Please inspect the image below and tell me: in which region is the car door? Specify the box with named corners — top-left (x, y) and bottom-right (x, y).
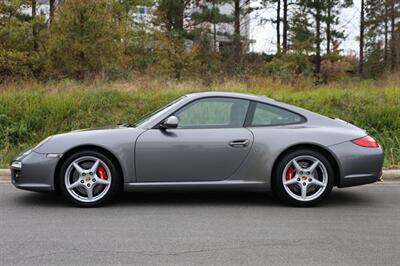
top-left (135, 97), bottom-right (254, 182)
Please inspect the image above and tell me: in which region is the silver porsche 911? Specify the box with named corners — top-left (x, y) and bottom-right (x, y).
top-left (10, 92), bottom-right (384, 207)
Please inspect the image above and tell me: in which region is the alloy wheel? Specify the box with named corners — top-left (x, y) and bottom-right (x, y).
top-left (64, 156), bottom-right (112, 203)
top-left (281, 155), bottom-right (328, 202)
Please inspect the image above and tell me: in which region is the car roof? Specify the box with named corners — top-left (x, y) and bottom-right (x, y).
top-left (186, 91), bottom-right (276, 103)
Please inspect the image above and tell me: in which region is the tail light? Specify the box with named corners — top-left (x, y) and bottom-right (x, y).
top-left (352, 135), bottom-right (380, 148)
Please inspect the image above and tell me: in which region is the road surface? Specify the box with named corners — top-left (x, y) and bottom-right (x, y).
top-left (1, 183), bottom-right (399, 265)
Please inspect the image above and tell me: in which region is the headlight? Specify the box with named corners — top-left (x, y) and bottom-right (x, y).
top-left (11, 161), bottom-right (22, 169)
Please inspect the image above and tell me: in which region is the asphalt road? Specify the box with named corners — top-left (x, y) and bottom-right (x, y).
top-left (1, 184), bottom-right (399, 265)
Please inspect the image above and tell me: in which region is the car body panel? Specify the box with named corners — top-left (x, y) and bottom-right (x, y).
top-left (135, 128), bottom-right (254, 182)
top-left (11, 152), bottom-right (57, 191)
top-left (34, 126), bottom-right (144, 184)
top-left (329, 141), bottom-right (384, 187)
top-left (10, 91), bottom-right (384, 193)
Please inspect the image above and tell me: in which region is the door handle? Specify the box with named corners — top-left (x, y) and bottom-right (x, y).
top-left (229, 139), bottom-right (250, 148)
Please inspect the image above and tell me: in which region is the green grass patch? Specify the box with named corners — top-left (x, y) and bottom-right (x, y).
top-left (0, 79), bottom-right (399, 168)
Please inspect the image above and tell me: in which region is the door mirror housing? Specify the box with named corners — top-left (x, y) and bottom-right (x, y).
top-left (161, 116), bottom-right (179, 129)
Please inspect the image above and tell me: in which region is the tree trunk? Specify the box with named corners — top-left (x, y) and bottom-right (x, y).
top-left (277, 0), bottom-right (281, 54)
top-left (282, 0), bottom-right (288, 53)
top-left (79, 10), bottom-right (85, 80)
top-left (213, 1), bottom-right (217, 52)
top-left (390, 0), bottom-right (397, 70)
top-left (315, 0), bottom-right (321, 74)
top-left (32, 0), bottom-right (38, 51)
top-left (234, 0), bottom-right (241, 57)
top-left (359, 0), bottom-right (365, 75)
top-left (384, 0), bottom-right (389, 66)
top-left (49, 0), bottom-right (56, 24)
top-left (326, 1), bottom-right (332, 55)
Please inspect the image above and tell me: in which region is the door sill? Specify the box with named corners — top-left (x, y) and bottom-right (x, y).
top-left (124, 180), bottom-right (267, 192)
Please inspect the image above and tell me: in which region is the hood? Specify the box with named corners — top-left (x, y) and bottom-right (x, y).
top-left (70, 123), bottom-right (135, 133)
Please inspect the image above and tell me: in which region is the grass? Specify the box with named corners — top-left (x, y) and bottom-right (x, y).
top-left (0, 77), bottom-right (399, 168)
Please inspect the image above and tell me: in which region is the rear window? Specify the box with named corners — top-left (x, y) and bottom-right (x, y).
top-left (251, 103), bottom-right (305, 126)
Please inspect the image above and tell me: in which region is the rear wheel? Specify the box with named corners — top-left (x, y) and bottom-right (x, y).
top-left (272, 149), bottom-right (334, 207)
top-left (59, 150), bottom-right (121, 207)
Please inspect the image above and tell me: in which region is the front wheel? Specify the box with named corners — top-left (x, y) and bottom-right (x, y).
top-left (272, 149), bottom-right (334, 207)
top-left (58, 150), bottom-right (121, 207)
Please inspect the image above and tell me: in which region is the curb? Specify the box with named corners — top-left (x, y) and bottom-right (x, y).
top-left (0, 169), bottom-right (11, 184)
top-left (0, 169), bottom-right (400, 183)
top-left (380, 169), bottom-right (400, 181)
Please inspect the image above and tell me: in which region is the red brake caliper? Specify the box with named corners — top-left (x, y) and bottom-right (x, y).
top-left (286, 167), bottom-right (295, 190)
top-left (97, 165), bottom-right (108, 188)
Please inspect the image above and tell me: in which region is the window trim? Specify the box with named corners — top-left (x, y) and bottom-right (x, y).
top-left (244, 100), bottom-right (307, 128)
top-left (153, 96), bottom-right (251, 129)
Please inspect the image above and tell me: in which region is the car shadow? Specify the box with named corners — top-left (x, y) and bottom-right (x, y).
top-left (11, 187), bottom-right (374, 208)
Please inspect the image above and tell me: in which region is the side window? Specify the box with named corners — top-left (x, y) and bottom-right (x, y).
top-left (251, 103), bottom-right (305, 126)
top-left (175, 98), bottom-right (249, 129)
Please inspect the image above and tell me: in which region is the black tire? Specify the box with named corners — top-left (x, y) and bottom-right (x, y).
top-left (58, 150), bottom-right (121, 207)
top-left (272, 149), bottom-right (334, 207)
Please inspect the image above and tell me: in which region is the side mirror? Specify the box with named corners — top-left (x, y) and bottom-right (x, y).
top-left (161, 116), bottom-right (179, 129)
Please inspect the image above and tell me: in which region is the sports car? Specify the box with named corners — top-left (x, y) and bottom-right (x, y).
top-left (10, 92), bottom-right (384, 207)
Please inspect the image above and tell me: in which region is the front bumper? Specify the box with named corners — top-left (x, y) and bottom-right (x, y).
top-left (10, 151), bottom-right (61, 192)
top-left (329, 141), bottom-right (384, 188)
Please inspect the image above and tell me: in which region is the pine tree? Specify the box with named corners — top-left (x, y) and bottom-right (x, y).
top-left (191, 0), bottom-right (233, 51)
top-left (324, 0), bottom-right (353, 55)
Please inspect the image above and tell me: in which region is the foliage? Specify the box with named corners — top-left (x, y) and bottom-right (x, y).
top-left (260, 53), bottom-right (313, 82)
top-left (1, 78), bottom-right (399, 168)
top-left (0, 0), bottom-right (44, 81)
top-left (45, 0), bottom-right (125, 79)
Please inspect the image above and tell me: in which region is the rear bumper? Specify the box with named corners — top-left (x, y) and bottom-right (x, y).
top-left (329, 141), bottom-right (384, 188)
top-left (10, 152), bottom-right (60, 192)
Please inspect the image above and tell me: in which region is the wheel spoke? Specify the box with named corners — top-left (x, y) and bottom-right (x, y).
top-left (90, 159), bottom-right (100, 173)
top-left (311, 179), bottom-right (325, 187)
top-left (301, 184), bottom-right (308, 199)
top-left (291, 159), bottom-right (303, 172)
top-left (96, 178), bottom-right (110, 186)
top-left (284, 175), bottom-right (299, 185)
top-left (67, 180), bottom-right (82, 190)
top-left (72, 162), bottom-right (84, 174)
top-left (307, 160), bottom-right (319, 173)
top-left (86, 186), bottom-right (93, 200)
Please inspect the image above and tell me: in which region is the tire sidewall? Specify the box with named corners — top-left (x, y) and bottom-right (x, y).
top-left (272, 149), bottom-right (334, 207)
top-left (58, 150), bottom-right (121, 207)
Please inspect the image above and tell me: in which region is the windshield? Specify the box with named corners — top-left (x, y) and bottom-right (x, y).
top-left (134, 96), bottom-right (187, 126)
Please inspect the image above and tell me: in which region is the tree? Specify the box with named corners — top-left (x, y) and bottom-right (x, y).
top-left (261, 0), bottom-right (282, 54)
top-left (389, 0), bottom-right (399, 70)
top-left (359, 0), bottom-right (365, 75)
top-left (384, 0), bottom-right (389, 65)
top-left (191, 0), bottom-right (233, 52)
top-left (229, 0), bottom-right (256, 58)
top-left (49, 0), bottom-right (56, 24)
top-left (47, 0), bottom-right (125, 79)
top-left (153, 0), bottom-right (193, 79)
top-left (300, 0), bottom-right (323, 73)
top-left (324, 0), bottom-right (353, 54)
top-left (361, 0), bottom-right (399, 76)
top-left (0, 0), bottom-right (43, 80)
top-left (282, 0), bottom-right (289, 53)
top-left (31, 0), bottom-right (38, 51)
top-left (289, 4), bottom-right (314, 54)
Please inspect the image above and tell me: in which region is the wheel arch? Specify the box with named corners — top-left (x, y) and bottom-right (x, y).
top-left (54, 145), bottom-right (124, 192)
top-left (271, 143), bottom-right (341, 186)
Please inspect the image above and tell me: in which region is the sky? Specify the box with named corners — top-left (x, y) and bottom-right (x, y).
top-left (249, 0), bottom-right (361, 54)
